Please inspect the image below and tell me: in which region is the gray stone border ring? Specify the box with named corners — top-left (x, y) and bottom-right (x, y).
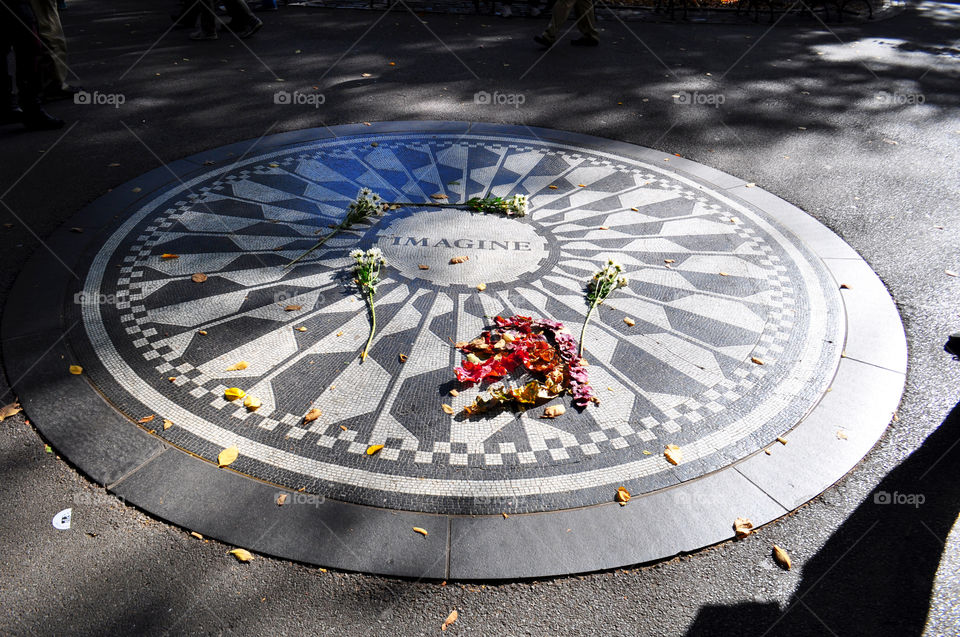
top-left (2, 121), bottom-right (906, 579)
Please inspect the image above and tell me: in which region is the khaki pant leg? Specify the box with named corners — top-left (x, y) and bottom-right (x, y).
top-left (542, 0), bottom-right (579, 41)
top-left (573, 0), bottom-right (598, 39)
top-left (29, 0), bottom-right (69, 90)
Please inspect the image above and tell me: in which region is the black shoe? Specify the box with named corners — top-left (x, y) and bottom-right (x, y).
top-left (237, 18), bottom-right (263, 39)
top-left (21, 108), bottom-right (65, 131)
top-left (1, 106), bottom-right (23, 125)
top-left (533, 35), bottom-right (554, 48)
top-left (571, 36), bottom-right (600, 46)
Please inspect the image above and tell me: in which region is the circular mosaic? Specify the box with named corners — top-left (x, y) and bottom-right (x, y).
top-left (70, 130), bottom-right (844, 515)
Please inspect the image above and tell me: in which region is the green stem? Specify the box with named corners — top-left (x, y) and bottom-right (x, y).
top-left (283, 220), bottom-right (348, 269)
top-left (579, 296), bottom-right (601, 358)
top-left (360, 290), bottom-right (376, 362)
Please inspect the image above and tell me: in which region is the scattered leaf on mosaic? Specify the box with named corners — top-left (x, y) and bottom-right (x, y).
top-left (664, 444), bottom-right (682, 465)
top-left (449, 389), bottom-right (459, 397)
top-left (243, 395), bottom-right (261, 411)
top-left (0, 402), bottom-right (22, 421)
top-left (450, 256), bottom-right (469, 264)
top-left (773, 545), bottom-right (792, 570)
top-left (418, 264), bottom-right (430, 270)
top-left (226, 361), bottom-right (249, 371)
top-left (836, 430), bottom-right (848, 440)
top-left (138, 414), bottom-right (155, 424)
top-left (542, 404), bottom-right (566, 419)
top-left (304, 408), bottom-right (322, 422)
top-left (168, 376), bottom-right (177, 382)
top-left (751, 357), bottom-right (764, 365)
top-left (733, 517), bottom-right (754, 538)
top-left (218, 446), bottom-right (239, 467)
top-left (398, 353), bottom-right (408, 363)
top-left (45, 444), bottom-right (52, 454)
top-left (441, 610), bottom-right (458, 631)
top-left (477, 283), bottom-right (487, 291)
top-left (69, 365), bottom-right (83, 375)
top-left (441, 404), bottom-right (455, 415)
top-left (161, 253), bottom-right (179, 259)
top-left (229, 548), bottom-right (253, 562)
top-left (163, 419), bottom-right (173, 430)
top-left (746, 182), bottom-right (756, 188)
top-left (548, 185), bottom-right (558, 189)
top-left (616, 486), bottom-right (631, 506)
top-left (197, 330), bottom-right (208, 336)
top-left (839, 283), bottom-right (851, 289)
top-left (191, 273), bottom-right (207, 283)
top-left (599, 226), bottom-right (609, 230)
top-left (190, 531), bottom-right (203, 540)
top-left (719, 271), bottom-right (730, 276)
top-left (502, 512), bottom-right (509, 519)
top-left (623, 317), bottom-right (636, 327)
top-left (664, 259), bottom-right (675, 264)
top-left (224, 387), bottom-right (245, 401)
top-left (366, 444), bottom-right (384, 455)
top-left (430, 193), bottom-right (449, 200)
top-left (946, 270), bottom-right (958, 277)
top-left (777, 436), bottom-right (788, 445)
top-left (285, 304), bottom-right (303, 311)
top-left (340, 425), bottom-right (348, 431)
top-left (413, 527), bottom-right (429, 536)
top-left (296, 326), bottom-right (308, 332)
top-left (276, 494), bottom-right (288, 506)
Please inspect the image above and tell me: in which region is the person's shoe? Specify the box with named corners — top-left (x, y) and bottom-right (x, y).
top-left (21, 108), bottom-right (65, 131)
top-left (0, 106), bottom-right (23, 125)
top-left (237, 18), bottom-right (263, 38)
top-left (529, 6), bottom-right (541, 15)
top-left (571, 36), bottom-right (600, 46)
top-left (533, 35), bottom-right (554, 48)
top-left (189, 29), bottom-right (219, 40)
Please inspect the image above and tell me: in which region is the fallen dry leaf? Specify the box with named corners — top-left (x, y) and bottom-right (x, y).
top-left (733, 517), bottom-right (754, 538)
top-left (340, 425), bottom-right (348, 431)
top-left (413, 527), bottom-right (429, 536)
top-left (224, 387), bottom-right (245, 401)
top-left (441, 404), bottom-right (455, 415)
top-left (745, 182), bottom-right (756, 188)
top-left (191, 273), bottom-right (208, 283)
top-left (190, 531), bottom-right (203, 540)
top-left (578, 184), bottom-right (587, 187)
top-left (218, 446), bottom-right (239, 467)
top-left (631, 207), bottom-right (639, 211)
top-left (616, 486), bottom-right (631, 506)
top-left (476, 283), bottom-right (487, 291)
top-left (623, 317), bottom-right (636, 327)
top-left (502, 512), bottom-right (509, 519)
top-left (284, 304), bottom-right (303, 311)
top-left (430, 193), bottom-right (449, 200)
top-left (542, 404), bottom-right (566, 419)
top-left (548, 185), bottom-right (558, 189)
top-left (361, 72), bottom-right (372, 77)
top-left (69, 365), bottom-right (83, 375)
top-left (295, 326), bottom-right (308, 332)
top-left (449, 389), bottom-right (459, 397)
top-left (0, 402), bottom-right (22, 421)
top-left (664, 444), bottom-right (682, 465)
top-left (163, 419), bottom-right (173, 430)
top-left (276, 493), bottom-right (288, 506)
top-left (161, 253), bottom-right (179, 260)
top-left (336, 331), bottom-right (344, 337)
top-left (718, 271), bottom-right (730, 277)
top-left (777, 436), bottom-right (788, 445)
top-left (946, 270), bottom-right (958, 278)
top-left (226, 361), bottom-right (249, 371)
top-left (773, 545), bottom-right (792, 570)
top-left (197, 330), bottom-right (208, 336)
top-left (599, 226), bottom-right (609, 230)
top-left (442, 609), bottom-right (458, 631)
top-left (366, 444), bottom-right (384, 455)
top-left (664, 259), bottom-right (675, 264)
top-left (418, 264), bottom-right (430, 270)
top-left (304, 408), bottom-right (322, 423)
top-left (839, 283), bottom-right (851, 289)
top-left (243, 395), bottom-right (261, 411)
top-left (836, 430), bottom-right (848, 440)
top-left (229, 548), bottom-right (253, 562)
top-left (450, 256), bottom-right (469, 264)
top-left (168, 376), bottom-right (177, 382)
top-left (751, 357), bottom-right (765, 365)
top-left (138, 415), bottom-right (156, 424)
top-left (398, 353), bottom-right (408, 363)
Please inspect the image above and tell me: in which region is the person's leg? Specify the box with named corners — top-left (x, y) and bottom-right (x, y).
top-left (222, 0), bottom-right (262, 38)
top-left (192, 0), bottom-right (219, 38)
top-left (1, 0), bottom-right (63, 128)
top-left (572, 0), bottom-right (598, 41)
top-left (27, 0), bottom-right (69, 93)
top-left (540, 0), bottom-right (578, 42)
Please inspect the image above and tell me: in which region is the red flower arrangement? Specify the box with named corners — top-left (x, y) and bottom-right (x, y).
top-left (454, 315), bottom-right (598, 415)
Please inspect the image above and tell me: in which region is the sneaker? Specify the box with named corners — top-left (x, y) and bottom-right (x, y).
top-left (237, 18), bottom-right (263, 39)
top-left (189, 29), bottom-right (218, 40)
top-left (571, 36), bottom-right (600, 46)
top-left (533, 35), bottom-right (554, 48)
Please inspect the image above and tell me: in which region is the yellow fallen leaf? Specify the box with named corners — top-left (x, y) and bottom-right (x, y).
top-left (138, 414), bottom-right (156, 424)
top-left (542, 404), bottom-right (566, 419)
top-left (418, 264), bottom-right (430, 270)
top-left (224, 387), bottom-right (245, 401)
top-left (615, 486), bottom-right (631, 506)
top-left (773, 545), bottom-right (792, 570)
top-left (398, 353), bottom-right (408, 363)
top-left (191, 273), bottom-right (208, 283)
top-left (578, 184), bottom-right (587, 187)
top-left (0, 402), bottom-right (22, 421)
top-left (837, 430), bottom-right (848, 440)
top-left (502, 512), bottom-right (509, 519)
top-left (441, 404), bottom-right (455, 415)
top-left (839, 283), bottom-right (851, 289)
top-left (623, 317), bottom-right (636, 327)
top-left (304, 408), bottom-right (322, 422)
top-left (163, 419), bottom-right (173, 430)
top-left (450, 256), bottom-right (469, 264)
top-left (336, 331), bottom-right (344, 337)
top-left (243, 395), bottom-right (261, 411)
top-left (476, 283), bottom-right (487, 291)
top-left (161, 253), bottom-right (179, 259)
top-left (630, 207), bottom-right (639, 211)
top-left (229, 548), bottom-right (253, 562)
top-left (284, 304), bottom-right (303, 311)
top-left (642, 450), bottom-right (652, 455)
top-left (69, 365), bottom-right (83, 375)
top-left (664, 444), bottom-right (682, 465)
top-left (449, 389), bottom-right (459, 397)
top-left (295, 326), bottom-right (308, 332)
top-left (719, 271), bottom-right (730, 276)
top-left (340, 425), bottom-right (348, 431)
top-left (197, 330), bottom-right (208, 336)
top-left (218, 446), bottom-right (239, 467)
top-left (361, 72), bottom-right (372, 77)
top-left (751, 357), bottom-right (764, 365)
top-left (441, 609), bottom-right (458, 631)
top-left (777, 436), bottom-right (788, 445)
top-left (733, 517), bottom-right (754, 538)
top-left (190, 531), bottom-right (203, 540)
top-left (276, 493), bottom-right (288, 506)
top-left (430, 193), bottom-right (449, 200)
top-left (548, 185), bottom-right (558, 189)
top-left (226, 361), bottom-right (249, 371)
top-left (413, 527), bottom-right (428, 536)
top-left (168, 376), bottom-right (177, 382)
top-left (366, 444), bottom-right (384, 455)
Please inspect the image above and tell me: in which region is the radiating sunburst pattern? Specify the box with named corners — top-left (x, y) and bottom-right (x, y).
top-left (74, 131), bottom-right (843, 514)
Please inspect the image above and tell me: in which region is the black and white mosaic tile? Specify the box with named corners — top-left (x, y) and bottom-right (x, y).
top-left (68, 131), bottom-right (844, 515)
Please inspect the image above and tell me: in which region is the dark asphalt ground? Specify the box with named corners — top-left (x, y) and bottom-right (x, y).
top-left (1, 0), bottom-right (959, 635)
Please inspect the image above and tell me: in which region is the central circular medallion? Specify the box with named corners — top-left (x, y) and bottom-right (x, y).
top-left (376, 208), bottom-right (549, 286)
